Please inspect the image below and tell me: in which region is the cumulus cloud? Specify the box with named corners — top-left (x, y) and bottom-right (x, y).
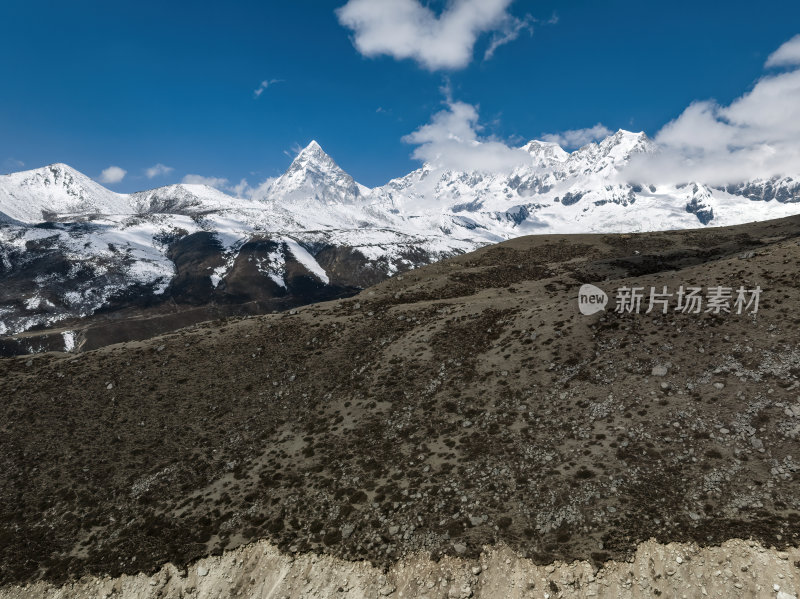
top-left (179, 174), bottom-right (255, 197)
top-left (254, 78), bottom-right (283, 98)
top-left (403, 100), bottom-right (531, 172)
top-left (766, 34), bottom-right (800, 68)
top-left (336, 0), bottom-right (520, 70)
top-left (230, 178), bottom-right (254, 198)
top-left (541, 124), bottom-right (612, 149)
top-left (98, 166), bottom-right (126, 184)
top-left (626, 35), bottom-right (800, 185)
top-left (182, 174), bottom-right (230, 189)
top-left (145, 163), bottom-right (173, 179)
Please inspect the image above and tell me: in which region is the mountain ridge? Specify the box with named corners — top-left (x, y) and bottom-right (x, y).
top-left (2, 130), bottom-right (800, 349)
top-left (4, 130), bottom-right (799, 227)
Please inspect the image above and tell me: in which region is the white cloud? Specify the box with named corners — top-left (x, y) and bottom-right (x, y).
top-left (249, 177), bottom-right (277, 200)
top-left (541, 124), bottom-right (612, 149)
top-left (230, 178), bottom-right (253, 198)
top-left (3, 158), bottom-right (24, 170)
top-left (766, 34), bottom-right (800, 68)
top-left (179, 174), bottom-right (254, 197)
top-left (403, 100), bottom-right (531, 172)
top-left (625, 44), bottom-right (800, 185)
top-left (145, 163), bottom-right (173, 179)
top-left (182, 174), bottom-right (230, 189)
top-left (254, 78), bottom-right (283, 98)
top-left (98, 166), bottom-right (126, 184)
top-left (336, 0), bottom-right (519, 70)
top-left (483, 13), bottom-right (533, 61)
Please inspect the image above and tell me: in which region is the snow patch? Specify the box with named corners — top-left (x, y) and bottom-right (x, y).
top-left (283, 237), bottom-right (329, 284)
top-left (62, 331), bottom-right (76, 352)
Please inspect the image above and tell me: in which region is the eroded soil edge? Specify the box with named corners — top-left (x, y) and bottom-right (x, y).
top-left (2, 538), bottom-right (799, 599)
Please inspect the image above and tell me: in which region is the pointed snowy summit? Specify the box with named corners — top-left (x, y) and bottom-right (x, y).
top-left (287, 140), bottom-right (345, 174)
top-left (521, 140), bottom-right (570, 166)
top-left (260, 141), bottom-right (365, 206)
top-left (294, 139), bottom-right (326, 161)
top-left (599, 129), bottom-right (656, 156)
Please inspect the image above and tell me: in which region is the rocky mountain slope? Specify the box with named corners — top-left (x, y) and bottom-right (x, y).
top-left (2, 214), bottom-right (800, 590)
top-left (2, 131), bottom-right (800, 352)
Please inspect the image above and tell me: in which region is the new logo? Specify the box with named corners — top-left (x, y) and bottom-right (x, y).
top-left (578, 284), bottom-right (608, 315)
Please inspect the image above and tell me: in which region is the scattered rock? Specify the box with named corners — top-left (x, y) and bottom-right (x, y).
top-left (652, 365), bottom-right (668, 376)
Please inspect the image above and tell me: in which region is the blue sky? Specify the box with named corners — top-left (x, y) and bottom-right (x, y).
top-left (1, 0), bottom-right (799, 191)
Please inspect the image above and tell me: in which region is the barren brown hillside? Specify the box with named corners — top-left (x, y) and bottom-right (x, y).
top-left (2, 216), bottom-right (800, 587)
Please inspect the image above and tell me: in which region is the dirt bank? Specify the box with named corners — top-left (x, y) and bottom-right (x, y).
top-left (2, 539), bottom-right (799, 599)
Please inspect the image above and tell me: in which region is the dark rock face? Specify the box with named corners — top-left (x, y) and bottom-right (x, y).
top-left (156, 232), bottom-right (359, 307)
top-left (0, 223), bottom-right (168, 342)
top-left (686, 197), bottom-right (715, 225)
top-left (165, 232), bottom-right (229, 305)
top-left (501, 205), bottom-right (530, 225)
top-left (314, 246), bottom-right (390, 289)
top-left (560, 192), bottom-right (584, 206)
top-left (0, 226), bottom-right (440, 355)
top-left (721, 178), bottom-right (800, 203)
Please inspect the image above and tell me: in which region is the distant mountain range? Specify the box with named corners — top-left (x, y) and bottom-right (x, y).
top-left (1, 130), bottom-right (799, 352)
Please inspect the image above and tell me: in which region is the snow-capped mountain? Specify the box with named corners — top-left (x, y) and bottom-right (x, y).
top-left (129, 183), bottom-right (243, 215)
top-left (257, 140), bottom-right (366, 206)
top-left (2, 130), bottom-right (799, 352)
top-left (0, 163), bottom-right (130, 223)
